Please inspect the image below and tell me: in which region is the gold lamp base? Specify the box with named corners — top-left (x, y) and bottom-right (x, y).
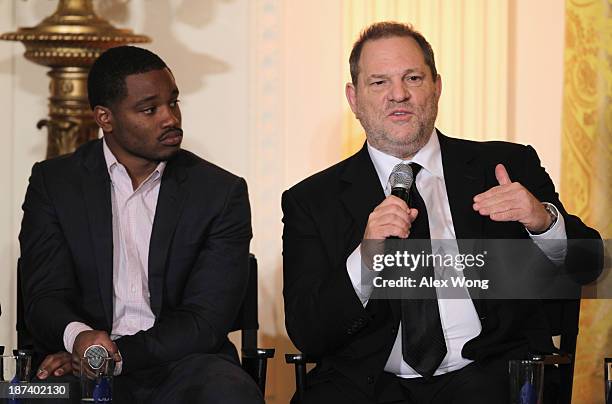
top-left (1, 0), bottom-right (150, 158)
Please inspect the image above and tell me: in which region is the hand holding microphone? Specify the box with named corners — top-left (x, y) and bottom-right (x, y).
top-left (82, 343), bottom-right (114, 402)
top-left (361, 164), bottom-right (419, 270)
top-left (363, 163), bottom-right (419, 240)
top-left (71, 330), bottom-right (121, 376)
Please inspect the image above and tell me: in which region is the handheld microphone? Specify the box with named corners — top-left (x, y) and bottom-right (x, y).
top-left (387, 164), bottom-right (414, 240)
top-left (84, 345), bottom-right (112, 402)
top-left (389, 163), bottom-right (414, 206)
top-left (84, 345), bottom-right (109, 370)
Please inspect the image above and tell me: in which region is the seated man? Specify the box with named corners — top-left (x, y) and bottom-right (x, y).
top-left (19, 46), bottom-right (263, 404)
top-left (282, 22), bottom-right (602, 404)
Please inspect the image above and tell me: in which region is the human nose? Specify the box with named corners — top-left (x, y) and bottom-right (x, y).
top-left (160, 105), bottom-right (180, 128)
top-left (388, 79), bottom-right (410, 102)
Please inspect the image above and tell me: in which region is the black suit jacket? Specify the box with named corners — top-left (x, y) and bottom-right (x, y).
top-left (282, 132), bottom-right (601, 397)
top-left (19, 139), bottom-right (252, 374)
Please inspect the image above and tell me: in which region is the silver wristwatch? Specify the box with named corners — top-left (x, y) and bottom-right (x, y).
top-left (534, 202), bottom-right (558, 234)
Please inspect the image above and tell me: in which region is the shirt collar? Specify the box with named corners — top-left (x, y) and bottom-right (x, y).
top-left (367, 129), bottom-right (443, 188)
top-left (102, 137), bottom-right (166, 182)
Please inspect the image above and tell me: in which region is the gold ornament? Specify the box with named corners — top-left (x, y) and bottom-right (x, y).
top-left (1, 0), bottom-right (150, 158)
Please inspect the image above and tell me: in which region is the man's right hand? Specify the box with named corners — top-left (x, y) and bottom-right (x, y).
top-left (71, 330), bottom-right (121, 376)
top-left (364, 195), bottom-right (418, 239)
top-left (361, 195), bottom-right (418, 270)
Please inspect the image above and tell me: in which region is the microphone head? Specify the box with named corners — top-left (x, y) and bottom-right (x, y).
top-left (84, 344), bottom-right (109, 370)
top-left (389, 163), bottom-right (413, 190)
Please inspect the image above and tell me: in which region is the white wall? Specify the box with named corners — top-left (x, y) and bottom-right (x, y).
top-left (0, 0), bottom-right (17, 353)
top-left (0, 0), bottom-right (56, 354)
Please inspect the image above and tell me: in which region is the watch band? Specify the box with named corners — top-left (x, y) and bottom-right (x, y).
top-left (531, 202), bottom-right (558, 235)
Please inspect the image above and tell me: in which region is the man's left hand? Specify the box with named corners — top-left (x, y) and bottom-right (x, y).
top-left (473, 164), bottom-right (551, 233)
top-left (36, 352), bottom-right (72, 379)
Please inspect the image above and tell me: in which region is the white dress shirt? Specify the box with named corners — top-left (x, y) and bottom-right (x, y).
top-left (346, 130), bottom-right (567, 378)
top-left (63, 138), bottom-right (165, 374)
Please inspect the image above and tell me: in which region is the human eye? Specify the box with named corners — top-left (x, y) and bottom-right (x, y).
top-left (405, 75), bottom-right (424, 86)
top-left (169, 99), bottom-right (180, 108)
top-left (142, 106), bottom-right (156, 115)
top-left (370, 79), bottom-right (387, 87)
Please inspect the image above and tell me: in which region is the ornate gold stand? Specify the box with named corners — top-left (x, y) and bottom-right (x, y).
top-left (1, 0), bottom-right (150, 158)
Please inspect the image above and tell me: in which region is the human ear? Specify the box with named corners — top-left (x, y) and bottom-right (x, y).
top-left (93, 106), bottom-right (113, 133)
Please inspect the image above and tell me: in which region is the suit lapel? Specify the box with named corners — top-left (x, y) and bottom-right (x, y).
top-left (438, 132), bottom-right (488, 313)
top-left (81, 140), bottom-right (114, 328)
top-left (438, 132), bottom-right (486, 240)
top-left (147, 155), bottom-right (189, 316)
top-left (339, 145), bottom-right (397, 318)
top-left (339, 144), bottom-right (386, 256)
top-left (343, 136), bottom-right (487, 241)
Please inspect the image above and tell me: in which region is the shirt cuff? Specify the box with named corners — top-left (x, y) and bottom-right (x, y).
top-left (347, 244), bottom-right (377, 306)
top-left (112, 351), bottom-right (123, 376)
top-left (527, 202), bottom-right (567, 265)
top-left (110, 335), bottom-right (123, 375)
top-left (63, 322), bottom-right (93, 353)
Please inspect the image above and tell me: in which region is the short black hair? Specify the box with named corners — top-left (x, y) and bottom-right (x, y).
top-left (349, 21), bottom-right (437, 85)
top-left (87, 46), bottom-right (168, 110)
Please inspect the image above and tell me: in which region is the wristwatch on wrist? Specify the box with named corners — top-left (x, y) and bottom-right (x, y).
top-left (532, 202), bottom-right (558, 235)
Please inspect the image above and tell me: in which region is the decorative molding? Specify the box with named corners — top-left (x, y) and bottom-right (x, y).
top-left (248, 0), bottom-right (284, 328)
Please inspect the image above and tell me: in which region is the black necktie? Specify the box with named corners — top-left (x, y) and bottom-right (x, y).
top-left (400, 162), bottom-right (447, 378)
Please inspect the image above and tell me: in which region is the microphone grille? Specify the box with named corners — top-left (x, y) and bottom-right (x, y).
top-left (389, 163), bottom-right (413, 190)
top-left (84, 344), bottom-right (109, 370)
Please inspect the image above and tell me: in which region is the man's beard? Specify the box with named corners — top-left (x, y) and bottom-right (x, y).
top-left (358, 101), bottom-right (438, 159)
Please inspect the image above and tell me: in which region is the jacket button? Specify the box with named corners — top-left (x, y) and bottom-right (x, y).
top-left (367, 376), bottom-right (374, 384)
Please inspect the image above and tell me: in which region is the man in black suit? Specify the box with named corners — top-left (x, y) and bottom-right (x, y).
top-left (282, 22), bottom-right (601, 403)
top-left (19, 46), bottom-right (263, 403)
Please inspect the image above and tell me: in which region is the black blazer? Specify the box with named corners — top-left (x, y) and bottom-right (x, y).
top-left (19, 139), bottom-right (252, 374)
top-left (282, 132), bottom-right (601, 397)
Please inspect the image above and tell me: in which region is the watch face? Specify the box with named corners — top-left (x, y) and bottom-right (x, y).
top-left (84, 345), bottom-right (109, 370)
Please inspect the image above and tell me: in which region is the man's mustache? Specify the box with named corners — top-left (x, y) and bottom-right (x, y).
top-left (159, 128), bottom-right (183, 140)
top-left (384, 102), bottom-right (415, 114)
